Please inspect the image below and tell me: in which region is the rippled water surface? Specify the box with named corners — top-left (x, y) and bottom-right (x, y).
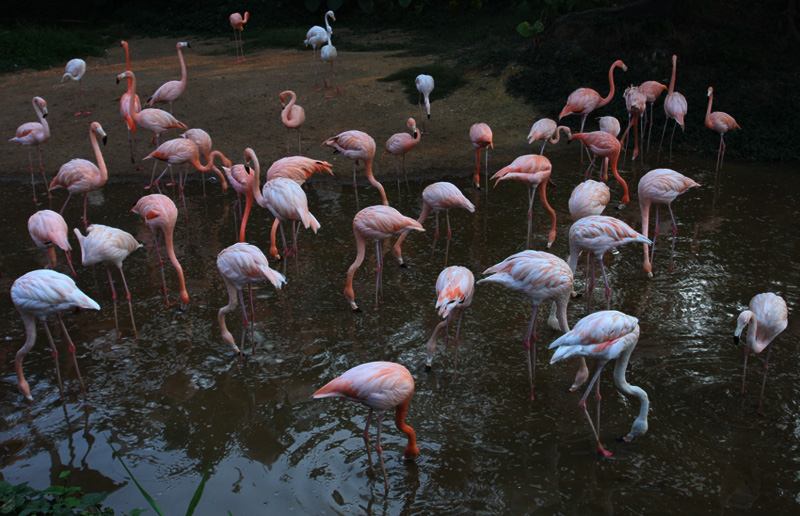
top-left (1, 152), bottom-right (799, 515)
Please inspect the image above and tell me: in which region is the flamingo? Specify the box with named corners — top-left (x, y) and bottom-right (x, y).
top-left (705, 87), bottom-right (741, 171)
top-left (322, 130), bottom-right (388, 208)
top-left (659, 55), bottom-right (688, 161)
top-left (469, 122), bottom-right (493, 190)
top-left (490, 154), bottom-right (557, 248)
top-left (305, 10), bottom-right (335, 90)
top-left (120, 41), bottom-right (142, 166)
top-left (344, 205), bottom-right (423, 311)
top-left (48, 122), bottom-right (108, 227)
top-left (11, 269), bottom-right (100, 401)
top-left (597, 116), bottom-right (621, 137)
top-left (131, 194), bottom-right (189, 308)
top-left (280, 90), bottom-right (306, 155)
top-left (384, 117), bottom-right (421, 193)
top-left (313, 361), bottom-right (419, 492)
top-left (10, 96), bottom-right (50, 202)
top-left (224, 147), bottom-right (258, 243)
top-left (253, 177), bottom-right (320, 260)
top-left (265, 156), bottom-right (333, 186)
top-left (415, 74), bottom-right (434, 133)
top-left (28, 210), bottom-right (76, 277)
top-left (638, 168), bottom-right (699, 277)
top-left (145, 137), bottom-right (230, 194)
top-left (181, 128), bottom-right (217, 195)
top-left (478, 250), bottom-right (586, 400)
top-left (217, 243), bottom-right (286, 355)
top-left (734, 293), bottom-right (788, 409)
top-left (74, 224), bottom-right (142, 339)
top-left (392, 181), bottom-right (475, 266)
top-left (638, 80), bottom-right (667, 152)
top-left (230, 12), bottom-right (249, 62)
top-left (527, 118), bottom-right (571, 155)
top-left (146, 42), bottom-right (191, 114)
top-left (62, 58), bottom-right (89, 116)
top-left (569, 131), bottom-right (629, 208)
top-left (620, 85), bottom-right (647, 160)
top-left (116, 71), bottom-right (187, 147)
top-left (549, 310), bottom-right (649, 456)
top-left (425, 266), bottom-right (474, 375)
top-left (569, 180), bottom-right (610, 221)
top-left (320, 30), bottom-right (340, 96)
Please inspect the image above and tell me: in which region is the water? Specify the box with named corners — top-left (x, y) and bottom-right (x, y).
top-left (1, 152), bottom-right (799, 515)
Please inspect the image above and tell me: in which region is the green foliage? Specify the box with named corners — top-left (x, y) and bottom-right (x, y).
top-left (378, 64), bottom-right (468, 105)
top-left (0, 472), bottom-right (115, 516)
top-left (516, 20), bottom-right (544, 37)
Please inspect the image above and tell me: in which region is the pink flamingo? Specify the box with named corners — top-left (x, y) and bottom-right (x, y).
top-left (224, 147), bottom-right (258, 243)
top-left (569, 180), bottom-right (610, 221)
top-left (322, 130), bottom-right (388, 208)
top-left (527, 118), bottom-right (571, 155)
top-left (425, 266), bottom-right (474, 376)
top-left (597, 116), bottom-right (620, 137)
top-left (10, 96), bottom-right (50, 202)
top-left (145, 137), bottom-right (230, 194)
top-left (217, 242), bottom-right (285, 355)
top-left (469, 122), bottom-right (493, 190)
top-left (479, 250), bottom-right (585, 400)
top-left (659, 55), bottom-right (688, 160)
top-left (416, 74), bottom-right (434, 133)
top-left (28, 210), bottom-right (76, 277)
top-left (490, 154), bottom-right (557, 248)
top-left (549, 310), bottom-right (649, 457)
top-left (384, 117), bottom-right (421, 193)
top-left (638, 80), bottom-right (667, 152)
top-left (74, 224), bottom-right (142, 339)
top-left (116, 71), bottom-right (187, 147)
top-left (252, 177), bottom-right (320, 260)
top-left (345, 205), bottom-right (423, 311)
top-left (11, 269), bottom-right (100, 401)
top-left (146, 42), bottom-right (191, 113)
top-left (61, 58), bottom-right (89, 116)
top-left (120, 41), bottom-right (142, 166)
top-left (48, 122), bottom-right (108, 227)
top-left (305, 10), bottom-right (335, 90)
top-left (638, 168), bottom-right (699, 277)
top-left (181, 128), bottom-right (217, 195)
top-left (280, 90), bottom-right (306, 155)
top-left (734, 293), bottom-right (788, 409)
top-left (132, 194), bottom-right (189, 308)
top-left (569, 131), bottom-right (629, 208)
top-left (705, 87), bottom-right (741, 171)
top-left (620, 85), bottom-right (647, 160)
top-left (313, 361), bottom-right (419, 492)
top-left (230, 12), bottom-right (249, 62)
top-left (265, 156), bottom-right (333, 186)
top-left (392, 181), bottom-right (474, 266)
top-left (320, 31), bottom-right (340, 96)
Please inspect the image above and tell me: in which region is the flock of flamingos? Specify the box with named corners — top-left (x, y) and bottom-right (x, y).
top-left (7, 9), bottom-right (788, 492)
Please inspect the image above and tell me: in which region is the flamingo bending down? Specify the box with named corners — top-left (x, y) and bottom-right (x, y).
top-left (479, 250), bottom-right (586, 399)
top-left (280, 90), bottom-right (306, 155)
top-left (470, 123), bottom-right (493, 189)
top-left (230, 12), bottom-right (249, 62)
top-left (254, 177), bottom-right (320, 260)
top-left (569, 180), bottom-right (610, 221)
top-left (74, 224), bottom-right (142, 339)
top-left (11, 269), bottom-right (100, 401)
top-left (569, 131), bottom-right (629, 208)
top-left (384, 117), bottom-right (421, 193)
top-left (527, 119), bottom-right (571, 155)
top-left (48, 122), bottom-right (108, 227)
top-left (659, 55), bottom-right (688, 160)
top-left (322, 130), bottom-right (388, 208)
top-left (28, 210), bottom-right (76, 277)
top-left (425, 266), bottom-right (475, 375)
top-left (217, 243), bottom-right (285, 355)
top-left (321, 31), bottom-right (340, 96)
top-left (620, 85), bottom-right (647, 160)
top-left (10, 96), bottom-right (50, 201)
top-left (392, 181), bottom-right (475, 266)
top-left (305, 10), bottom-right (335, 90)
top-left (344, 205), bottom-right (423, 311)
top-left (705, 87), bottom-right (740, 171)
top-left (224, 148), bottom-right (258, 242)
top-left (266, 156), bottom-right (333, 186)
top-left (313, 361), bottom-right (419, 492)
top-left (181, 128), bottom-right (219, 195)
top-left (549, 310), bottom-right (649, 456)
top-left (638, 168), bottom-right (699, 277)
top-left (415, 74), bottom-right (434, 133)
top-left (62, 58), bottom-right (89, 116)
top-left (146, 42), bottom-right (191, 113)
top-left (491, 154), bottom-right (557, 248)
top-left (638, 80), bottom-right (667, 152)
top-left (145, 137), bottom-right (230, 194)
top-left (132, 194), bottom-right (189, 308)
top-left (733, 292), bottom-right (788, 409)
top-left (120, 41), bottom-right (142, 166)
top-left (116, 71), bottom-right (187, 147)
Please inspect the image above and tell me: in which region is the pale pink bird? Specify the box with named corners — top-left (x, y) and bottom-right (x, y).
top-left (527, 118), bottom-right (571, 155)
top-left (322, 130), bottom-right (388, 208)
top-left (549, 310), bottom-right (649, 457)
top-left (638, 80), bottom-right (667, 152)
top-left (425, 266), bottom-right (474, 375)
top-left (320, 30), bottom-right (340, 96)
top-left (620, 85), bottom-right (647, 159)
top-left (384, 117), bottom-right (421, 193)
top-left (468, 122), bottom-right (493, 191)
top-left (11, 269), bottom-right (100, 401)
top-left (116, 71), bottom-right (187, 147)
top-left (705, 87), bottom-right (741, 171)
top-left (280, 90), bottom-right (306, 155)
top-left (265, 156), bottom-right (334, 186)
top-left (181, 128), bottom-right (217, 195)
top-left (569, 180), bottom-right (611, 221)
top-left (120, 41), bottom-right (142, 166)
top-left (559, 60), bottom-right (627, 135)
top-left (145, 137), bottom-right (230, 194)
top-left (61, 58), bottom-right (89, 117)
top-left (392, 181), bottom-right (475, 266)
top-left (659, 55), bottom-right (688, 160)
top-left (230, 12), bottom-right (249, 62)
top-left (569, 131), bottom-right (629, 208)
top-left (344, 205), bottom-right (424, 311)
top-left (224, 147), bottom-right (258, 243)
top-left (132, 194), bottom-right (189, 308)
top-left (638, 168), bottom-right (699, 277)
top-left (597, 116), bottom-right (621, 137)
top-left (416, 74), bottom-right (434, 133)
top-left (252, 175), bottom-right (320, 260)
top-left (10, 96), bottom-right (50, 202)
top-left (734, 293), bottom-right (788, 409)
top-left (48, 122), bottom-right (108, 227)
top-left (305, 10), bottom-right (335, 90)
top-left (479, 250), bottom-right (584, 400)
top-left (146, 42), bottom-right (191, 113)
top-left (28, 210), bottom-right (76, 277)
top-left (217, 242), bottom-right (285, 355)
top-left (313, 361), bottom-right (419, 492)
top-left (74, 224), bottom-right (142, 339)
top-left (490, 154), bottom-right (557, 248)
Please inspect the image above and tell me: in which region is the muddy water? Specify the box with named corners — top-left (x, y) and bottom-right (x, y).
top-left (1, 151), bottom-right (798, 515)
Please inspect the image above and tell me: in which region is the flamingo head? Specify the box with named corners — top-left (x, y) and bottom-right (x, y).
top-left (116, 71), bottom-right (133, 84)
top-left (707, 87), bottom-right (713, 97)
top-left (34, 97), bottom-right (48, 117)
top-left (178, 41), bottom-right (191, 49)
top-left (91, 123), bottom-right (107, 145)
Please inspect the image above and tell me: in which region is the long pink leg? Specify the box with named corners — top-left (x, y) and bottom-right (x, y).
top-left (352, 162), bottom-right (359, 211)
top-left (444, 211), bottom-right (452, 267)
top-left (117, 266), bottom-right (138, 339)
top-left (668, 203), bottom-right (678, 271)
top-left (248, 284), bottom-right (256, 355)
top-left (452, 309), bottom-right (464, 381)
top-left (106, 265), bottom-right (121, 339)
top-left (430, 212), bottom-right (440, 261)
top-left (741, 347), bottom-right (750, 395)
top-left (523, 303), bottom-right (540, 401)
top-left (362, 408), bottom-right (376, 475)
top-left (152, 229), bottom-right (170, 306)
top-left (238, 288), bottom-right (249, 355)
top-left (578, 362), bottom-right (612, 457)
top-left (526, 185), bottom-right (538, 249)
top-left (57, 313), bottom-right (87, 399)
top-left (374, 240), bottom-right (383, 309)
top-left (375, 411), bottom-right (389, 493)
top-left (37, 146), bottom-right (50, 199)
top-left (41, 319), bottom-right (65, 397)
top-left (598, 256), bottom-right (612, 309)
top-left (758, 346), bottom-right (772, 409)
top-left (27, 148), bottom-right (38, 202)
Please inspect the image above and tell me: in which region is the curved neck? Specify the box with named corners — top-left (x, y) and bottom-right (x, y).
top-left (613, 343), bottom-right (649, 437)
top-left (90, 127), bottom-right (107, 182)
top-left (705, 90), bottom-right (714, 128)
top-left (250, 152), bottom-right (264, 207)
top-left (325, 12), bottom-right (333, 32)
top-left (162, 224), bottom-right (189, 306)
top-left (548, 125), bottom-right (571, 144)
top-left (123, 42), bottom-right (133, 87)
top-left (177, 46), bottom-right (187, 88)
top-left (395, 401), bottom-right (419, 459)
top-left (195, 149), bottom-right (228, 173)
top-left (127, 73), bottom-right (139, 124)
top-left (33, 99), bottom-right (50, 138)
top-left (668, 57), bottom-right (677, 94)
top-left (599, 62), bottom-right (619, 108)
top-left (281, 93), bottom-right (297, 124)
top-left (344, 231), bottom-right (367, 306)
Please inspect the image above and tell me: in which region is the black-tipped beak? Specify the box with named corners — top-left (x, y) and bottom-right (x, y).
top-left (42, 113), bottom-right (48, 118)
top-left (187, 43), bottom-right (192, 48)
top-left (425, 365), bottom-right (431, 373)
top-left (353, 307), bottom-right (362, 313)
top-left (733, 335), bottom-right (740, 345)
top-left (116, 77), bottom-right (120, 84)
top-left (427, 114), bottom-right (430, 120)
top-left (102, 136), bottom-right (108, 145)
top-left (413, 130), bottom-right (418, 138)
top-left (399, 262), bottom-right (408, 268)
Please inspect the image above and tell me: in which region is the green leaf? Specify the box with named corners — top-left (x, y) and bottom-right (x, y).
top-left (516, 20), bottom-right (544, 37)
top-left (80, 491), bottom-right (109, 507)
top-left (43, 485), bottom-right (67, 495)
top-left (108, 439), bottom-right (165, 516)
top-left (129, 509), bottom-right (146, 516)
top-left (184, 464), bottom-right (211, 516)
top-left (59, 471), bottom-right (71, 480)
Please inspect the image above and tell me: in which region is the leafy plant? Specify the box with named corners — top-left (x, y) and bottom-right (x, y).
top-left (0, 471), bottom-right (122, 516)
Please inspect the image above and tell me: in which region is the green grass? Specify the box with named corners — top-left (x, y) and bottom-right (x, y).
top-left (378, 64), bottom-right (468, 104)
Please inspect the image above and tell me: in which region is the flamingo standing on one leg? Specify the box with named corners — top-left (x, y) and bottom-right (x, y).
top-left (638, 80), bottom-right (667, 153)
top-left (74, 224), bottom-right (142, 339)
top-left (659, 55), bottom-right (688, 161)
top-left (144, 137), bottom-right (230, 194)
top-left (470, 123), bottom-right (493, 190)
top-left (549, 310), bottom-right (649, 457)
top-left (11, 269), bottom-right (100, 401)
top-left (416, 74), bottom-right (434, 134)
top-left (733, 292), bottom-right (788, 410)
top-left (217, 243), bottom-right (285, 355)
top-left (116, 71), bottom-right (187, 149)
top-left (384, 118), bottom-right (421, 193)
top-left (620, 85), bottom-right (647, 160)
top-left (425, 266), bottom-right (474, 376)
top-left (322, 130), bottom-right (388, 208)
top-left (62, 58), bottom-right (89, 116)
top-left (638, 168), bottom-right (699, 277)
top-left (146, 42), bottom-right (191, 114)
top-left (527, 118), bottom-right (571, 155)
top-left (230, 12), bottom-right (249, 62)
top-left (320, 31), bottom-right (340, 96)
top-left (253, 177), bottom-right (321, 261)
top-left (10, 96), bottom-right (50, 202)
top-left (280, 90), bottom-right (306, 155)
top-left (705, 87), bottom-right (741, 171)
top-left (28, 210), bottom-right (76, 277)
top-left (224, 147), bottom-right (258, 242)
top-left (305, 10), bottom-right (335, 91)
top-left (569, 180), bottom-right (610, 221)
top-left (120, 41), bottom-right (142, 167)
top-left (569, 131), bottom-right (629, 208)
top-left (313, 361), bottom-right (419, 493)
top-left (266, 156), bottom-right (333, 186)
top-left (344, 205), bottom-right (423, 311)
